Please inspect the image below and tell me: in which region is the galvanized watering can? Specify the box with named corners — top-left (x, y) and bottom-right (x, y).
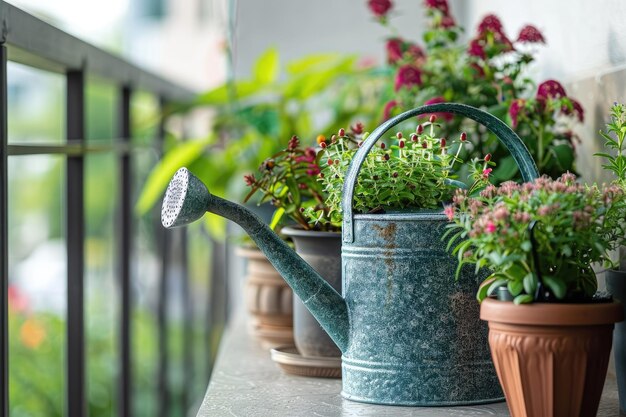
top-left (161, 103), bottom-right (539, 406)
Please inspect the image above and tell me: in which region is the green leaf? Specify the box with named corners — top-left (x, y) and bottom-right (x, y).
top-left (561, 245), bottom-right (572, 257)
top-left (253, 47), bottom-right (279, 85)
top-left (514, 294), bottom-right (534, 304)
top-left (269, 207), bottom-right (285, 230)
top-left (522, 273), bottom-right (537, 295)
top-left (477, 276), bottom-right (497, 302)
top-left (286, 53), bottom-right (339, 74)
top-left (136, 138), bottom-right (212, 215)
top-left (551, 144), bottom-right (575, 171)
top-left (507, 279), bottom-right (524, 297)
top-left (594, 152), bottom-right (615, 160)
top-left (543, 275), bottom-right (567, 299)
top-left (194, 80), bottom-right (264, 105)
top-left (487, 278), bottom-right (509, 298)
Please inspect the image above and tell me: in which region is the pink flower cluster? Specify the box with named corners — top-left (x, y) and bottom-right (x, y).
top-left (450, 172), bottom-right (616, 239)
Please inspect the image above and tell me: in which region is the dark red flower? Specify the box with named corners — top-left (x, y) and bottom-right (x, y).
top-left (536, 80), bottom-right (567, 100)
top-left (306, 164), bottom-right (321, 176)
top-left (517, 25), bottom-right (545, 44)
top-left (406, 43), bottom-right (426, 63)
top-left (477, 14), bottom-right (504, 34)
top-left (394, 65), bottom-right (422, 91)
top-left (468, 39), bottom-right (486, 59)
top-left (368, 0), bottom-right (392, 17)
top-left (424, 0), bottom-right (449, 13)
top-left (243, 174), bottom-right (256, 186)
top-left (383, 100), bottom-right (398, 120)
top-left (561, 99), bottom-right (584, 122)
top-left (440, 15), bottom-right (456, 28)
top-left (509, 98), bottom-right (526, 128)
top-left (386, 38), bottom-right (403, 64)
top-left (287, 135), bottom-right (299, 150)
top-left (351, 122), bottom-right (364, 134)
top-left (423, 96), bottom-right (453, 121)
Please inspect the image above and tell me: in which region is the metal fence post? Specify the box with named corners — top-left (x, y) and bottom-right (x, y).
top-left (118, 85), bottom-right (133, 417)
top-left (0, 44), bottom-right (9, 417)
top-left (66, 69), bottom-right (86, 417)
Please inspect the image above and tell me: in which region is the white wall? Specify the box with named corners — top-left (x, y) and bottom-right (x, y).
top-left (460, 0), bottom-right (626, 184)
top-left (232, 0), bottom-right (432, 78)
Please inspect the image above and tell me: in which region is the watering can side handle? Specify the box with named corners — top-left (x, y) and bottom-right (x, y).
top-left (341, 103), bottom-right (540, 243)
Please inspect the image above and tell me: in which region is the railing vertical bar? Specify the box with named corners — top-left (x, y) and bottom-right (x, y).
top-left (118, 85), bottom-right (132, 417)
top-left (66, 69), bottom-right (86, 417)
top-left (0, 45), bottom-right (9, 417)
top-left (156, 97), bottom-right (170, 417)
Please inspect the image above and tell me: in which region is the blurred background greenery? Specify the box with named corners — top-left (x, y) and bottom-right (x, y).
top-left (6, 62), bottom-right (218, 417)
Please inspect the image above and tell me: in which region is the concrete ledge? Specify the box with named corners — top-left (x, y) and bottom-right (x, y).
top-left (198, 311), bottom-right (622, 416)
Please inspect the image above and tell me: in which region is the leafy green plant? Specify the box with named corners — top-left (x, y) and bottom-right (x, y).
top-left (597, 102), bottom-right (626, 186)
top-left (445, 174), bottom-right (626, 304)
top-left (137, 48), bottom-right (386, 237)
top-left (243, 135), bottom-right (330, 231)
top-left (368, 0), bottom-right (583, 180)
top-left (314, 117), bottom-right (493, 227)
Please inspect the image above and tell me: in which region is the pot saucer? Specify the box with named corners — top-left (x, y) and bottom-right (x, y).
top-left (270, 346), bottom-right (341, 378)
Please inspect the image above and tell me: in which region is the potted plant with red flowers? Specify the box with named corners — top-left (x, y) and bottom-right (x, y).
top-left (368, 0), bottom-right (584, 180)
top-left (244, 134), bottom-right (344, 362)
top-left (446, 173), bottom-right (626, 417)
top-left (597, 102), bottom-right (626, 414)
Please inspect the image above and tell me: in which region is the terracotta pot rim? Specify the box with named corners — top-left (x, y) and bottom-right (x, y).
top-left (480, 297), bottom-right (624, 326)
top-left (281, 226), bottom-right (341, 238)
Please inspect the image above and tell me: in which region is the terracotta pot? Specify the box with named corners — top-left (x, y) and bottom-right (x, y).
top-left (236, 246), bottom-right (293, 348)
top-left (480, 298), bottom-right (623, 417)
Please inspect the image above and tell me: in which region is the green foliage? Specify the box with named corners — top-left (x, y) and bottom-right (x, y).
top-left (316, 123), bottom-right (492, 227)
top-left (597, 102), bottom-right (626, 186)
top-left (137, 48), bottom-right (386, 238)
top-left (372, 2), bottom-right (583, 180)
top-left (243, 136), bottom-right (329, 230)
top-left (446, 174), bottom-right (626, 304)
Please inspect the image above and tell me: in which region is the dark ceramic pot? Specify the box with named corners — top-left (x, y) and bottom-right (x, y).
top-left (282, 227), bottom-right (342, 358)
top-left (605, 269), bottom-right (626, 414)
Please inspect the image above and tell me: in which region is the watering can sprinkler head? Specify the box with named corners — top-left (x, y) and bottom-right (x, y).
top-left (161, 167), bottom-right (211, 228)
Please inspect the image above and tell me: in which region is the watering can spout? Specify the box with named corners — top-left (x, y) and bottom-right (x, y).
top-left (161, 167), bottom-right (349, 352)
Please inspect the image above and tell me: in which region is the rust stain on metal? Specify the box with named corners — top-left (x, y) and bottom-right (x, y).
top-left (373, 223), bottom-right (398, 305)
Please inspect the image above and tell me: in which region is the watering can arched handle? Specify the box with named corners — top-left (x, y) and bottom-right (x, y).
top-left (341, 102), bottom-right (540, 243)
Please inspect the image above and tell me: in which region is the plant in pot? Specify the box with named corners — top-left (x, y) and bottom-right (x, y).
top-left (446, 172), bottom-right (626, 417)
top-left (368, 0), bottom-right (584, 181)
top-left (596, 102), bottom-right (626, 414)
top-left (243, 134), bottom-right (344, 362)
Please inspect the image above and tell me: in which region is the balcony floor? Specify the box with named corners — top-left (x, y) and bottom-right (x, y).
top-left (198, 311), bottom-right (622, 416)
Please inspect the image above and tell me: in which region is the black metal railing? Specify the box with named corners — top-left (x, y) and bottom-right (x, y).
top-left (0, 2), bottom-right (222, 416)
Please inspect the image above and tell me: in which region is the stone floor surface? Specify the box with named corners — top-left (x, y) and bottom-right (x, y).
top-left (198, 313), bottom-right (623, 417)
